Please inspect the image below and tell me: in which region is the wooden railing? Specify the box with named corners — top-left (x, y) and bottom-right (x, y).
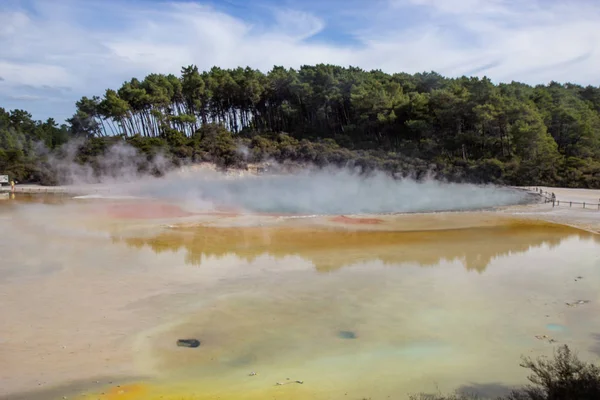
top-left (0, 186), bottom-right (70, 194)
top-left (529, 187), bottom-right (600, 210)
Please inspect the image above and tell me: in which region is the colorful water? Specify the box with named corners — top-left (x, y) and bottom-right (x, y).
top-left (0, 196), bottom-right (599, 400)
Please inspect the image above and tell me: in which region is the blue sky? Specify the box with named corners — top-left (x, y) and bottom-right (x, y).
top-left (1, 0), bottom-right (600, 123)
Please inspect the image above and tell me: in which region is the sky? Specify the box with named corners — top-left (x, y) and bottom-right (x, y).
top-left (1, 0), bottom-right (600, 123)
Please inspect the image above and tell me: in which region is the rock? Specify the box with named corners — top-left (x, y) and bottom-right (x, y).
top-left (177, 339), bottom-right (200, 348)
top-left (275, 380), bottom-right (304, 386)
top-left (566, 300), bottom-right (590, 307)
top-left (338, 330), bottom-right (357, 339)
top-left (535, 334), bottom-right (557, 344)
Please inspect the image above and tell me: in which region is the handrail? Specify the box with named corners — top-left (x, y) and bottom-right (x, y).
top-left (529, 187), bottom-right (600, 210)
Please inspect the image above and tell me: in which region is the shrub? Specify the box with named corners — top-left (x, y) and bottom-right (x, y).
top-left (411, 346), bottom-right (600, 400)
top-left (506, 345), bottom-right (600, 400)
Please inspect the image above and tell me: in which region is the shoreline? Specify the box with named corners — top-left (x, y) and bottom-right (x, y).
top-left (4, 184), bottom-right (599, 234)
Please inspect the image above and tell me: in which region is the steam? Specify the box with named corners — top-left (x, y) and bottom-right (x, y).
top-left (38, 138), bottom-right (173, 185)
top-left (235, 143), bottom-right (250, 160)
top-left (37, 141), bottom-right (531, 214)
top-left (127, 166), bottom-right (531, 215)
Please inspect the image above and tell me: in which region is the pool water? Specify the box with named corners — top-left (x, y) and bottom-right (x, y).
top-left (0, 197), bottom-right (599, 400)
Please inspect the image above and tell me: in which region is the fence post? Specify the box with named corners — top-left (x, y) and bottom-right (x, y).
top-left (583, 202), bottom-right (586, 209)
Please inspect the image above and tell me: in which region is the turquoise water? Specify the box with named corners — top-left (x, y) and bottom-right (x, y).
top-left (546, 323), bottom-right (568, 332)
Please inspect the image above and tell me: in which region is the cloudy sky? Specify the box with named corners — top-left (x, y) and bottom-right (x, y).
top-left (1, 0), bottom-right (599, 122)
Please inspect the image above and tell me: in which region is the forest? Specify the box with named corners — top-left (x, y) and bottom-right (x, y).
top-left (1, 64), bottom-right (600, 187)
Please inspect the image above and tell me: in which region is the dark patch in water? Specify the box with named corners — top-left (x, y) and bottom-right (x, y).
top-left (338, 330), bottom-right (357, 339)
top-left (226, 353), bottom-right (257, 367)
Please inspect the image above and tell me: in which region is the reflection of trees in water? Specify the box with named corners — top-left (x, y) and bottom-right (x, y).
top-left (113, 223), bottom-right (596, 273)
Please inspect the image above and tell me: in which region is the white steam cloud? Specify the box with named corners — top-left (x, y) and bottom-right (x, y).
top-left (40, 139), bottom-right (173, 185)
top-left (39, 142), bottom-right (531, 214)
top-left (126, 167), bottom-right (531, 215)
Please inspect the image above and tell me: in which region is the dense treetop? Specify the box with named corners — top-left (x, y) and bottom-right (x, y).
top-left (1, 64), bottom-right (600, 186)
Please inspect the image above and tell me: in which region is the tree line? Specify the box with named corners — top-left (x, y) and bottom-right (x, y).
top-left (1, 64), bottom-right (600, 186)
top-left (0, 109), bottom-right (70, 183)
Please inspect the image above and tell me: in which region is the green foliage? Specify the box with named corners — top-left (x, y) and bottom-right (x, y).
top-left (0, 108), bottom-right (71, 183)
top-left (506, 345), bottom-right (600, 400)
top-left (3, 65), bottom-right (600, 186)
top-left (60, 64), bottom-right (600, 187)
top-left (192, 124), bottom-right (244, 167)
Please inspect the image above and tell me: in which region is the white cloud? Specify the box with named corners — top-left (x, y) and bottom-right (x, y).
top-left (0, 61), bottom-right (71, 87)
top-left (391, 0), bottom-right (600, 83)
top-left (8, 94), bottom-right (45, 101)
top-left (399, 0), bottom-right (511, 15)
top-left (0, 0), bottom-right (599, 121)
top-left (271, 8), bottom-right (326, 41)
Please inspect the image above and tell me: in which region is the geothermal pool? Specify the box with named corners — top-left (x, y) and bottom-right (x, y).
top-left (1, 192), bottom-right (600, 400)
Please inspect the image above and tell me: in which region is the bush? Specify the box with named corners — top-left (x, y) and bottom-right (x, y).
top-left (412, 346), bottom-right (600, 400)
top-left (506, 345), bottom-right (600, 400)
